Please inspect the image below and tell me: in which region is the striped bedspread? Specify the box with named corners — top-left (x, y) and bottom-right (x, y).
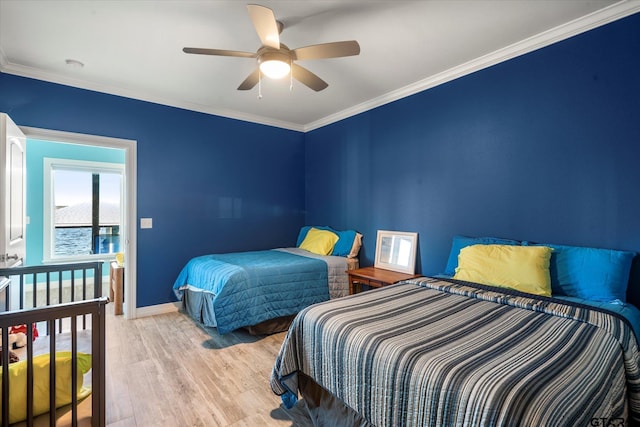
top-left (271, 277), bottom-right (640, 426)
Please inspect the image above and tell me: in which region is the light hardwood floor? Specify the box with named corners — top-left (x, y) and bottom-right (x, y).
top-left (104, 304), bottom-right (297, 427)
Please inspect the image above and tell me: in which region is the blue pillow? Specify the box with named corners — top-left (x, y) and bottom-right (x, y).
top-left (527, 243), bottom-right (635, 302)
top-left (444, 235), bottom-right (520, 276)
top-left (296, 226), bottom-right (314, 246)
top-left (331, 230), bottom-right (358, 257)
top-left (296, 226), bottom-right (358, 257)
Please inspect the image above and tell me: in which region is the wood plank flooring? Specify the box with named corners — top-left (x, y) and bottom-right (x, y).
top-left (104, 304), bottom-right (299, 426)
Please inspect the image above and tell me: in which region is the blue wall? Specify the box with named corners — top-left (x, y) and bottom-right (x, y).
top-left (305, 12), bottom-right (640, 301)
top-left (25, 139), bottom-right (125, 265)
top-left (2, 11), bottom-right (639, 308)
top-left (0, 76), bottom-right (305, 307)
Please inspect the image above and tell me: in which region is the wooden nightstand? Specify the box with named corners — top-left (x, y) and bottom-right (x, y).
top-left (347, 266), bottom-right (421, 295)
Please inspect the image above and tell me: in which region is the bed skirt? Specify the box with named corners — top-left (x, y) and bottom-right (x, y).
top-left (181, 288), bottom-right (217, 327)
top-left (244, 315), bottom-right (295, 335)
top-left (294, 373), bottom-right (372, 427)
top-left (181, 288), bottom-right (295, 335)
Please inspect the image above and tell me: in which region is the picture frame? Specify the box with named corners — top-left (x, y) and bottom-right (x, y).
top-left (374, 230), bottom-right (418, 274)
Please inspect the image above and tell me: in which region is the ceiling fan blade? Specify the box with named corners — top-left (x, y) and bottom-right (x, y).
top-left (237, 68), bottom-right (260, 90)
top-left (293, 40), bottom-right (360, 61)
top-left (292, 63), bottom-right (328, 92)
top-left (247, 4), bottom-right (280, 49)
top-left (183, 47), bottom-right (256, 58)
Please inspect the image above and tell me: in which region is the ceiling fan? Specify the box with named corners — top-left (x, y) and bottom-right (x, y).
top-left (182, 4), bottom-right (360, 92)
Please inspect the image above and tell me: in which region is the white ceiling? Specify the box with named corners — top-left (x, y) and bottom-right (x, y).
top-left (1, 1), bottom-right (639, 132)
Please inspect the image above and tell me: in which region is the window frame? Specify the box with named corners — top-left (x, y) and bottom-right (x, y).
top-left (43, 157), bottom-right (125, 263)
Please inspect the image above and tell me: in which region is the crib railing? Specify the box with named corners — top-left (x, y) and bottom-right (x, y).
top-left (1, 262), bottom-right (103, 310)
top-left (0, 262), bottom-right (107, 427)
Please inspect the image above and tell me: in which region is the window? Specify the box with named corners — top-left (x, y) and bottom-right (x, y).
top-left (43, 158), bottom-right (124, 262)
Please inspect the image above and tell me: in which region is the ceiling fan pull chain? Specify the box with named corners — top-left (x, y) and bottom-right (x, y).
top-left (258, 70), bottom-right (263, 99)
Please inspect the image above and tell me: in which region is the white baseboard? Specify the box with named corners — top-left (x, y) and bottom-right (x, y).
top-left (132, 301), bottom-right (181, 318)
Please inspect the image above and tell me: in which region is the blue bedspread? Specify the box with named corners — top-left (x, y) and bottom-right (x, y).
top-left (173, 250), bottom-right (329, 334)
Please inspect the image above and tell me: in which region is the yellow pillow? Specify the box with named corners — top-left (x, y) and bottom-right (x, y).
top-left (453, 244), bottom-right (552, 296)
top-left (299, 227), bottom-right (339, 256)
top-left (0, 352), bottom-right (92, 424)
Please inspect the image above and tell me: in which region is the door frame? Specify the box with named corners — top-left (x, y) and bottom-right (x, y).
top-left (21, 126), bottom-right (138, 319)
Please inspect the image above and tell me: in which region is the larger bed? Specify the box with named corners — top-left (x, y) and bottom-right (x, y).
top-left (173, 226), bottom-right (362, 335)
top-left (271, 237), bottom-right (640, 426)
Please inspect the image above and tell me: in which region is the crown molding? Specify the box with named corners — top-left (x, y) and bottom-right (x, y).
top-left (0, 58), bottom-right (305, 132)
top-left (303, 1), bottom-right (640, 132)
top-left (2, 2), bottom-right (638, 133)
top-left (0, 48), bottom-right (8, 69)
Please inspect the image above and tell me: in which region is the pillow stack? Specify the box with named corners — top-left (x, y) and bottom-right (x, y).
top-left (298, 228), bottom-right (339, 256)
top-left (297, 226), bottom-right (362, 258)
top-left (446, 235), bottom-right (636, 302)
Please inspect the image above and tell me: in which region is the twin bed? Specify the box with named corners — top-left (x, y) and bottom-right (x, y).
top-left (270, 235), bottom-right (640, 426)
top-left (173, 226), bottom-right (361, 334)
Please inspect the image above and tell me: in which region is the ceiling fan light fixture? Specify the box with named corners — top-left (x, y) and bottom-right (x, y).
top-left (182, 5), bottom-right (359, 92)
top-left (259, 51), bottom-right (290, 79)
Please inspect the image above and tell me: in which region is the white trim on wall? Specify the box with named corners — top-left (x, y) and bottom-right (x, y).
top-left (134, 301), bottom-right (181, 319)
top-left (303, 1), bottom-right (640, 131)
top-left (21, 126), bottom-right (139, 320)
top-left (1, 2), bottom-right (639, 133)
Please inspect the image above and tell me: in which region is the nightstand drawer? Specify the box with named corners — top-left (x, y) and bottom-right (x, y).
top-left (352, 277), bottom-right (386, 288)
top-left (347, 266), bottom-right (421, 295)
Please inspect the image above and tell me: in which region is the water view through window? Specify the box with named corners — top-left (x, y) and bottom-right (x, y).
top-left (55, 227), bottom-right (91, 256)
top-left (54, 169), bottom-right (122, 257)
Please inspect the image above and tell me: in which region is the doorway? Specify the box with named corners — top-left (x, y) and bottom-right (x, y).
top-left (21, 126), bottom-right (137, 319)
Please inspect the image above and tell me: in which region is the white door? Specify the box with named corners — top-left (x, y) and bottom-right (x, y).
top-left (0, 113), bottom-right (26, 268)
